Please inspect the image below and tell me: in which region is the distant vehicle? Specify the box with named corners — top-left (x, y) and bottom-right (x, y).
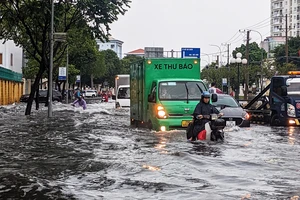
top-left (212, 94), bottom-right (250, 127)
top-left (82, 90), bottom-right (97, 98)
top-left (20, 90), bottom-right (62, 103)
top-left (112, 74), bottom-right (130, 108)
top-left (115, 85), bottom-right (130, 107)
top-left (101, 92), bottom-right (109, 102)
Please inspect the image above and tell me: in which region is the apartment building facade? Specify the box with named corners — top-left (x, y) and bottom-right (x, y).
top-left (271, 0), bottom-right (300, 37)
top-left (96, 36), bottom-right (123, 59)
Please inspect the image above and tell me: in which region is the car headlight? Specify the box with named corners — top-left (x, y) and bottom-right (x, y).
top-left (287, 103), bottom-right (296, 117)
top-left (243, 112), bottom-right (250, 120)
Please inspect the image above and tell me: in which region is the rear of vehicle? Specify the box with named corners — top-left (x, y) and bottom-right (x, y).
top-left (83, 90), bottom-right (97, 98)
top-left (116, 85), bottom-right (130, 108)
top-left (114, 75), bottom-right (130, 108)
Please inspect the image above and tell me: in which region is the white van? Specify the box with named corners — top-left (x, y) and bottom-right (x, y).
top-left (115, 85), bottom-right (130, 108)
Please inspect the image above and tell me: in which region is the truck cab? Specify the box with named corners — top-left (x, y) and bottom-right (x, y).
top-left (147, 79), bottom-right (207, 131)
top-left (245, 71), bottom-right (300, 126)
top-left (130, 58), bottom-right (209, 131)
top-left (269, 75), bottom-right (300, 126)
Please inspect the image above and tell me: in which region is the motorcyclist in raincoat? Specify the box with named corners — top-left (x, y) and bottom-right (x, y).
top-left (188, 91), bottom-right (221, 141)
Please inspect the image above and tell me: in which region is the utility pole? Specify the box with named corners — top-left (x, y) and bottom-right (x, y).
top-left (216, 55), bottom-right (219, 68)
top-left (226, 43), bottom-right (230, 94)
top-left (285, 13), bottom-right (289, 63)
top-left (48, 0), bottom-right (54, 117)
top-left (245, 30), bottom-right (250, 100)
top-left (66, 45), bottom-right (69, 104)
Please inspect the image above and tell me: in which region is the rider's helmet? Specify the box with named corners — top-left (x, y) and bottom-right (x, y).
top-left (201, 91), bottom-right (210, 99)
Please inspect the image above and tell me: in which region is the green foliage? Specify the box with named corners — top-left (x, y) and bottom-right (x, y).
top-left (67, 64), bottom-right (80, 85)
top-left (120, 55), bottom-right (142, 74)
top-left (233, 42), bottom-right (266, 64)
top-left (275, 63), bottom-right (297, 75)
top-left (100, 49), bottom-right (122, 87)
top-left (273, 36), bottom-right (300, 67)
top-left (202, 42), bottom-right (268, 91)
top-left (0, 0), bottom-right (131, 114)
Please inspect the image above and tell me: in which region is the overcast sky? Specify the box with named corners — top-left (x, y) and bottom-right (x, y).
top-left (109, 0), bottom-right (270, 67)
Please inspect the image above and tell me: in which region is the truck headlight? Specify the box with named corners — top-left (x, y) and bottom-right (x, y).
top-left (157, 105), bottom-right (167, 118)
top-left (157, 110), bottom-right (166, 118)
top-left (287, 103), bottom-right (296, 117)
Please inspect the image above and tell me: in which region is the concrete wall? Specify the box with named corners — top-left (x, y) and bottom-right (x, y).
top-left (0, 39), bottom-right (23, 73)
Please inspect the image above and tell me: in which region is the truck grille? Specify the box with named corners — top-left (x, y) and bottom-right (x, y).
top-left (168, 114), bottom-right (193, 117)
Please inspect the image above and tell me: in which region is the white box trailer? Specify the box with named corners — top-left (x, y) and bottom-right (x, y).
top-left (113, 74), bottom-right (130, 108)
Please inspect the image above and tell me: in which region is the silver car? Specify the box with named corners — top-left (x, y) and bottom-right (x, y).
top-left (212, 94), bottom-right (250, 127)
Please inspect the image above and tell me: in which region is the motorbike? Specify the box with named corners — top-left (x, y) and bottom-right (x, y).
top-left (186, 113), bottom-right (225, 142)
top-left (100, 93), bottom-right (108, 102)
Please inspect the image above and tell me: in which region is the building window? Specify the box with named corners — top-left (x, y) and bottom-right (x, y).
top-left (10, 53), bottom-right (13, 66)
top-left (0, 53), bottom-right (2, 65)
top-left (111, 44), bottom-right (115, 49)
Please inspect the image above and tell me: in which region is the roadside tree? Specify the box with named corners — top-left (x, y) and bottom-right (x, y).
top-left (0, 0), bottom-right (131, 115)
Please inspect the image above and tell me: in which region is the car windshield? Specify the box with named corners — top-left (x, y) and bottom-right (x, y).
top-left (159, 81), bottom-right (206, 100)
top-left (212, 95), bottom-right (239, 108)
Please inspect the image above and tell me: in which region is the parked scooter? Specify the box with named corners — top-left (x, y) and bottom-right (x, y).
top-left (187, 114), bottom-right (226, 142)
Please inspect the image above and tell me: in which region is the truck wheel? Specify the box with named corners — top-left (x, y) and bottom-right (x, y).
top-left (270, 114), bottom-right (281, 126)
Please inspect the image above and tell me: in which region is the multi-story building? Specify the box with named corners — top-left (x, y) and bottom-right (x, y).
top-left (271, 0), bottom-right (300, 37)
top-left (96, 36), bottom-right (123, 59)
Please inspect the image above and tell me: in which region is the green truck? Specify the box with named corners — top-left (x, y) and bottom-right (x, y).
top-left (130, 58), bottom-right (208, 131)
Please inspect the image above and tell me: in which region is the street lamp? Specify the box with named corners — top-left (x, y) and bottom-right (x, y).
top-left (210, 44), bottom-right (222, 67)
top-left (54, 32), bottom-right (68, 104)
top-left (230, 52), bottom-right (247, 100)
top-left (247, 29), bottom-right (264, 91)
top-left (48, 0), bottom-right (54, 117)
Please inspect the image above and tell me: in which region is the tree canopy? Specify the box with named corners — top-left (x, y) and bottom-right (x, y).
top-left (273, 36), bottom-right (300, 68)
top-left (0, 0), bottom-right (131, 115)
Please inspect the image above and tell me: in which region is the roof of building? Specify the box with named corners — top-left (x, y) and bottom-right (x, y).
top-left (126, 48), bottom-right (145, 55)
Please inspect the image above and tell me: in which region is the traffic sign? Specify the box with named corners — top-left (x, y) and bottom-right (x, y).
top-left (222, 78), bottom-right (227, 86)
top-left (181, 48), bottom-right (201, 58)
top-left (76, 75), bottom-right (80, 83)
top-left (58, 67), bottom-right (66, 80)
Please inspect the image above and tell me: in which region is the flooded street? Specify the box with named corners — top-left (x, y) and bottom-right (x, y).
top-left (0, 101), bottom-right (300, 200)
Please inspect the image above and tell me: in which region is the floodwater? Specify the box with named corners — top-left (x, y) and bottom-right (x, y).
top-left (0, 101), bottom-right (300, 200)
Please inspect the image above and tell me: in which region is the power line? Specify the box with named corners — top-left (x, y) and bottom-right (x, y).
top-left (224, 31), bottom-right (239, 44)
top-left (244, 17), bottom-right (271, 30)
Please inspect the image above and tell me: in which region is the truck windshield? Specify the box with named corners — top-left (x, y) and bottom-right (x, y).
top-left (117, 87), bottom-right (130, 99)
top-left (159, 81), bottom-right (205, 100)
top-left (287, 78), bottom-right (300, 95)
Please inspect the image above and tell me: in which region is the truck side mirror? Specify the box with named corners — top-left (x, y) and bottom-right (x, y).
top-left (112, 95), bottom-right (116, 100)
top-left (211, 93), bottom-right (218, 102)
top-left (281, 86), bottom-right (287, 96)
top-left (148, 94), bottom-right (156, 102)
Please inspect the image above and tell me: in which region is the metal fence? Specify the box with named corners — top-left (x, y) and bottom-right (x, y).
top-left (0, 66), bottom-right (23, 82)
